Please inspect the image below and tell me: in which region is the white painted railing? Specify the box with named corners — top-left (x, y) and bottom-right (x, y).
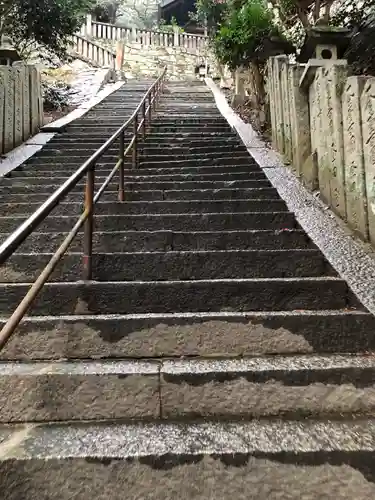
top-left (80, 15), bottom-right (207, 52)
top-left (70, 34), bottom-right (116, 68)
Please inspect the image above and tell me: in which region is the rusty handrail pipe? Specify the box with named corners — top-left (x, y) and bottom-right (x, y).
top-left (0, 67), bottom-right (167, 349)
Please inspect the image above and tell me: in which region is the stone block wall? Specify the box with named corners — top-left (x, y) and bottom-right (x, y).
top-left (0, 65), bottom-right (43, 155)
top-left (98, 38), bottom-right (217, 81)
top-left (267, 55), bottom-right (375, 245)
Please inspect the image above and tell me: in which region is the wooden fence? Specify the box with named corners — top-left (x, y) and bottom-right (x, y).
top-left (0, 65), bottom-right (43, 155)
top-left (70, 34), bottom-right (116, 68)
top-left (79, 15), bottom-right (207, 52)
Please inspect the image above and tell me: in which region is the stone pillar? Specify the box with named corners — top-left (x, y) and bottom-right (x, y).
top-left (2, 67), bottom-right (14, 153)
top-left (173, 27), bottom-right (179, 47)
top-left (320, 64), bottom-right (348, 218)
top-left (266, 58), bottom-right (277, 148)
top-left (132, 27), bottom-right (137, 42)
top-left (0, 69), bottom-right (5, 154)
top-left (232, 67), bottom-right (246, 107)
top-left (273, 55), bottom-right (288, 153)
top-left (309, 68), bottom-right (325, 192)
top-left (342, 76), bottom-right (369, 239)
top-left (116, 41), bottom-right (124, 71)
top-left (13, 65), bottom-right (23, 147)
top-left (289, 64), bottom-right (312, 182)
top-left (29, 66), bottom-right (40, 135)
top-left (86, 14), bottom-right (92, 37)
top-left (360, 78), bottom-right (375, 246)
top-left (280, 58), bottom-right (292, 161)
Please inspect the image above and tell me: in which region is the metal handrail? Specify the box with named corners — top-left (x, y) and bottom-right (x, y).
top-left (0, 67), bottom-right (167, 349)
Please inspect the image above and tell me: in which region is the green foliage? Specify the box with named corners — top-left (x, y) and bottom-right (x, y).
top-left (191, 0), bottom-right (228, 32)
top-left (0, 0), bottom-right (95, 57)
top-left (212, 0), bottom-right (283, 69)
top-left (159, 16), bottom-right (184, 33)
top-left (331, 0), bottom-right (375, 28)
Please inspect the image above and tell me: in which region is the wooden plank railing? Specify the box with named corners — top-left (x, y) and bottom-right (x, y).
top-left (70, 34), bottom-right (116, 68)
top-left (79, 15), bottom-right (207, 51)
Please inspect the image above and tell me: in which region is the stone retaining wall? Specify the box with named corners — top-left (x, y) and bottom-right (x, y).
top-left (98, 38), bottom-right (218, 81)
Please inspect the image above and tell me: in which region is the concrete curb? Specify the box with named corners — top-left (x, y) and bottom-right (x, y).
top-left (205, 77), bottom-right (375, 315)
top-left (0, 79), bottom-right (125, 178)
top-left (41, 77), bottom-right (124, 132)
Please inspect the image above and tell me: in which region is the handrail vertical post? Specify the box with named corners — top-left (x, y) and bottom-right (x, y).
top-left (118, 131), bottom-right (125, 201)
top-left (152, 87), bottom-right (156, 111)
top-left (83, 164), bottom-right (95, 280)
top-left (132, 113), bottom-right (138, 169)
top-left (148, 93), bottom-right (152, 127)
top-left (142, 100), bottom-right (146, 138)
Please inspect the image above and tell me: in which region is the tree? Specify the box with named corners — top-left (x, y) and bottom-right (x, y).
top-left (0, 0), bottom-right (94, 58)
top-left (92, 0), bottom-right (159, 29)
top-left (92, 1), bottom-right (121, 23)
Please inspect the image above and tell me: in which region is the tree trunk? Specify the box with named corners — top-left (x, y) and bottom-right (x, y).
top-left (246, 61), bottom-right (267, 131)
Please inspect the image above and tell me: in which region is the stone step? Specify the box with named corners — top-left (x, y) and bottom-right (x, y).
top-left (70, 129), bottom-right (238, 137)
top-left (0, 199), bottom-right (288, 217)
top-left (13, 165), bottom-right (259, 176)
top-left (1, 311), bottom-right (373, 360)
top-left (25, 149), bottom-right (250, 163)
top-left (49, 137), bottom-right (240, 147)
top-left (0, 212), bottom-right (297, 233)
top-left (1, 419), bottom-right (375, 499)
top-left (1, 249), bottom-right (333, 282)
top-left (22, 155), bottom-right (253, 169)
top-left (0, 278), bottom-right (360, 316)
top-left (3, 172), bottom-right (267, 187)
top-left (0, 355), bottom-right (375, 423)
top-left (0, 188), bottom-right (280, 204)
top-left (2, 229), bottom-right (313, 253)
top-left (39, 144), bottom-right (247, 155)
top-left (0, 179), bottom-right (273, 192)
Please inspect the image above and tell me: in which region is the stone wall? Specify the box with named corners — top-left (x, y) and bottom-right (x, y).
top-left (0, 65), bottom-right (43, 155)
top-left (267, 55), bottom-right (375, 245)
top-left (98, 38), bottom-right (217, 81)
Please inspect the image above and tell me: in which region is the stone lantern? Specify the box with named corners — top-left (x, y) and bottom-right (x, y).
top-left (298, 24), bottom-right (351, 63)
top-left (0, 35), bottom-right (22, 66)
top-left (298, 24), bottom-right (351, 90)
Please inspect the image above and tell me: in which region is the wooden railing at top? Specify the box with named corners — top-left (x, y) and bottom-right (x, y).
top-left (70, 34), bottom-right (116, 68)
top-left (79, 16), bottom-right (208, 52)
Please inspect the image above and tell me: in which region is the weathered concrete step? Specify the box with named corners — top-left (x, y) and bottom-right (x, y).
top-left (0, 188), bottom-right (280, 204)
top-left (0, 212), bottom-right (297, 233)
top-left (16, 165), bottom-right (259, 177)
top-left (139, 153), bottom-right (252, 165)
top-left (0, 200), bottom-right (288, 217)
top-left (25, 150), bottom-right (249, 163)
top-left (0, 359), bottom-right (159, 422)
top-left (153, 117), bottom-right (228, 123)
top-left (0, 278), bottom-right (360, 316)
top-left (1, 419), bottom-right (375, 500)
top-left (2, 172), bottom-right (267, 187)
top-left (1, 355), bottom-right (375, 423)
top-left (1, 249), bottom-right (332, 282)
top-left (22, 155), bottom-right (253, 169)
top-left (1, 310), bottom-right (373, 360)
top-left (40, 144), bottom-right (246, 155)
top-left (20, 157), bottom-right (253, 170)
top-left (60, 131), bottom-right (238, 140)
top-left (50, 136), bottom-right (239, 147)
top-left (151, 125), bottom-right (232, 133)
top-left (4, 229), bottom-right (313, 253)
top-left (0, 179), bottom-right (273, 192)
top-left (24, 154), bottom-right (119, 165)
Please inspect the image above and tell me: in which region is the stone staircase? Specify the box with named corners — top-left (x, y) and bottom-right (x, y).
top-left (1, 81), bottom-right (375, 498)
